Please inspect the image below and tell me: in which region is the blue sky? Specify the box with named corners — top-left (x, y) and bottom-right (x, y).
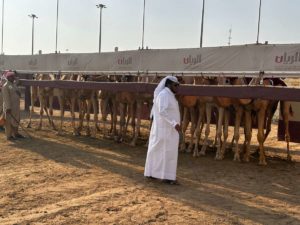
top-left (1, 0), bottom-right (300, 55)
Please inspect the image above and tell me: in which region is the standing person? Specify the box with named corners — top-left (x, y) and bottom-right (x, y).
top-left (0, 76), bottom-right (6, 131)
top-left (2, 71), bottom-right (24, 140)
top-left (144, 75), bottom-right (181, 185)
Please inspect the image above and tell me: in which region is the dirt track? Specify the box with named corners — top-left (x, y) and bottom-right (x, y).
top-left (0, 109), bottom-right (300, 225)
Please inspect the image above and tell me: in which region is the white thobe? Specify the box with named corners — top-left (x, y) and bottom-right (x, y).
top-left (0, 90), bottom-right (3, 117)
top-left (0, 79), bottom-right (5, 117)
top-left (2, 80), bottom-right (21, 138)
top-left (144, 87), bottom-right (180, 180)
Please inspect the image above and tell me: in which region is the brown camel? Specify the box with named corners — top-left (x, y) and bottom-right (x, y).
top-left (27, 74), bottom-right (56, 130)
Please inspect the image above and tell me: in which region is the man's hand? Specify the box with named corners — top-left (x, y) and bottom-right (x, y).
top-left (6, 109), bottom-right (11, 114)
top-left (175, 124), bottom-right (181, 132)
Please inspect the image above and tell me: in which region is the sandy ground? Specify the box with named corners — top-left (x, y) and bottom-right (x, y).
top-left (0, 104), bottom-right (300, 225)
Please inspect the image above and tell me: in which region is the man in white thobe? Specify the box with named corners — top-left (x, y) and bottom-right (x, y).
top-left (2, 71), bottom-right (24, 140)
top-left (144, 76), bottom-right (181, 184)
top-left (0, 76), bottom-right (6, 131)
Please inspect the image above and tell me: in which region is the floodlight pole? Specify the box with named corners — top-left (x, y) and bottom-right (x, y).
top-left (29, 14), bottom-right (38, 55)
top-left (1, 0), bottom-right (4, 54)
top-left (200, 0), bottom-right (205, 48)
top-left (55, 0), bottom-right (59, 53)
top-left (256, 0), bottom-right (262, 44)
top-left (141, 0), bottom-right (146, 49)
top-left (96, 3), bottom-right (106, 53)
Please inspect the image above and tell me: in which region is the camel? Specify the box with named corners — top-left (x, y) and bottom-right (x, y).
top-left (261, 78), bottom-right (293, 161)
top-left (177, 76), bottom-right (199, 153)
top-left (278, 100), bottom-right (293, 161)
top-left (56, 74), bottom-right (80, 135)
top-left (99, 89), bottom-right (116, 136)
top-left (109, 74), bottom-right (162, 146)
top-left (130, 75), bottom-right (162, 146)
top-left (194, 76), bottom-right (247, 161)
top-left (76, 74), bottom-right (106, 137)
top-left (191, 75), bottom-right (292, 165)
top-left (113, 75), bottom-right (139, 143)
top-left (191, 76), bottom-right (251, 161)
top-left (27, 73), bottom-right (56, 130)
top-left (192, 77), bottom-right (219, 157)
top-left (213, 76), bottom-right (237, 160)
top-left (232, 77), bottom-right (292, 165)
top-left (97, 75), bottom-right (116, 137)
top-left (230, 77), bottom-right (271, 165)
top-left (203, 76), bottom-right (271, 164)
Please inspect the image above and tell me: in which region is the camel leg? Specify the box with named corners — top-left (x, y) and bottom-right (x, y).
top-left (215, 107), bottom-right (224, 160)
top-left (233, 106), bottom-right (243, 162)
top-left (193, 104), bottom-right (205, 157)
top-left (37, 95), bottom-right (44, 130)
top-left (27, 86), bottom-right (36, 128)
top-left (264, 103), bottom-right (276, 143)
top-left (100, 98), bottom-right (108, 136)
top-left (130, 101), bottom-right (141, 146)
top-left (86, 100), bottom-right (92, 137)
top-left (180, 107), bottom-right (189, 152)
top-left (48, 95), bottom-right (56, 130)
top-left (58, 96), bottom-right (65, 135)
top-left (130, 102), bottom-right (137, 138)
top-left (243, 110), bottom-right (252, 162)
top-left (281, 101), bottom-right (292, 161)
top-left (28, 105), bottom-right (35, 128)
top-left (112, 100), bottom-right (118, 137)
top-left (187, 107), bottom-right (197, 153)
top-left (200, 103), bottom-right (212, 155)
top-left (70, 97), bottom-right (79, 136)
top-left (118, 102), bottom-right (126, 142)
top-left (92, 96), bottom-right (99, 137)
top-left (220, 108), bottom-right (230, 159)
top-left (144, 117), bottom-right (153, 147)
top-left (77, 100), bottom-right (84, 135)
top-left (125, 104), bottom-right (131, 134)
top-left (257, 108), bottom-right (267, 165)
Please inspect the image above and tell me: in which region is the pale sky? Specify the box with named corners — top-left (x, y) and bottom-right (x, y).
top-left (1, 0), bottom-right (300, 55)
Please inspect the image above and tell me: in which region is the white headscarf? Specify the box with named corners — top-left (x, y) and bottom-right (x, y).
top-left (149, 75), bottom-right (179, 119)
top-left (0, 74), bottom-right (7, 87)
top-left (153, 75), bottom-right (179, 100)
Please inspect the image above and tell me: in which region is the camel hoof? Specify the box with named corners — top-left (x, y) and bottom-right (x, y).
top-left (215, 155), bottom-right (223, 161)
top-left (243, 156), bottom-right (250, 163)
top-left (73, 132), bottom-right (80, 136)
top-left (259, 160), bottom-right (267, 166)
top-left (27, 124), bottom-right (32, 128)
top-left (186, 148), bottom-right (192, 154)
top-left (192, 152), bottom-right (198, 158)
top-left (56, 131), bottom-right (63, 136)
top-left (179, 147), bottom-right (186, 153)
top-left (129, 141), bottom-right (136, 147)
top-left (51, 123), bottom-right (57, 131)
top-left (233, 155), bottom-right (241, 162)
top-left (179, 143), bottom-right (186, 152)
top-left (114, 136), bottom-right (122, 143)
top-left (199, 150), bottom-right (206, 156)
top-left (287, 155), bottom-right (292, 161)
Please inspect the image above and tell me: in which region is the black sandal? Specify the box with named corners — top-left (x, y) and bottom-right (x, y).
top-left (163, 179), bottom-right (180, 185)
top-left (145, 176), bottom-right (157, 180)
